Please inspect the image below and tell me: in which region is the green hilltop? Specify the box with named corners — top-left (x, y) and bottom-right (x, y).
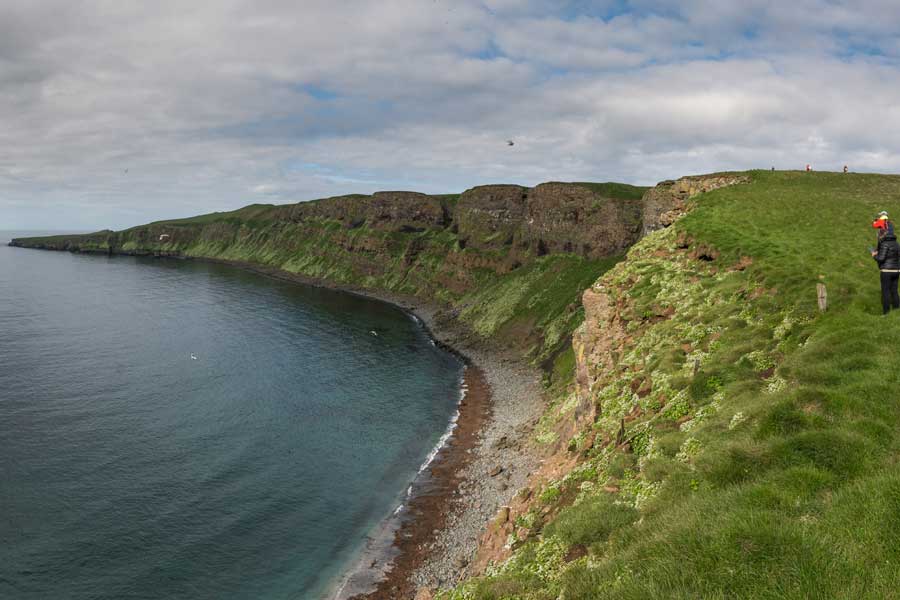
top-left (444, 170), bottom-right (900, 599)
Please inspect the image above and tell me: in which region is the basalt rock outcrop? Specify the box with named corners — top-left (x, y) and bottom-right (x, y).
top-left (454, 185), bottom-right (530, 251)
top-left (573, 280), bottom-right (629, 403)
top-left (525, 183), bottom-right (642, 258)
top-left (285, 191), bottom-right (453, 232)
top-left (452, 183), bottom-right (643, 260)
top-left (641, 174), bottom-right (750, 235)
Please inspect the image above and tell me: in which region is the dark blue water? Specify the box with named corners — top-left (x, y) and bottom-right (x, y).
top-left (0, 232), bottom-right (463, 599)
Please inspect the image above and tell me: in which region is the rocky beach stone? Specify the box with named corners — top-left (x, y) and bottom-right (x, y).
top-left (406, 311), bottom-right (543, 592)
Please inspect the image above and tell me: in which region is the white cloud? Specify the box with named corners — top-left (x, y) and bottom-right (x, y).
top-left (3, 0), bottom-right (900, 229)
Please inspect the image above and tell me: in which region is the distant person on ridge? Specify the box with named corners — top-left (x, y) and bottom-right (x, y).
top-left (872, 211), bottom-right (900, 314)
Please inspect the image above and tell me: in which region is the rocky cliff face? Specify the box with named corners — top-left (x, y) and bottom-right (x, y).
top-left (641, 174), bottom-right (750, 235)
top-left (286, 191), bottom-right (452, 232)
top-left (453, 183), bottom-right (643, 260)
top-left (455, 185), bottom-right (530, 252)
top-left (9, 180), bottom-right (649, 364)
top-left (573, 281), bottom-right (630, 403)
top-left (580, 173), bottom-right (748, 399)
top-left (525, 183), bottom-right (642, 258)
top-left (456, 172), bottom-right (752, 586)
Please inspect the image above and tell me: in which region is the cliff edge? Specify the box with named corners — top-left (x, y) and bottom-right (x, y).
top-left (440, 170), bottom-right (900, 600)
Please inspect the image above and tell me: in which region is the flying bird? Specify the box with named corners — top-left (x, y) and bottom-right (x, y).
top-left (507, 140), bottom-right (515, 146)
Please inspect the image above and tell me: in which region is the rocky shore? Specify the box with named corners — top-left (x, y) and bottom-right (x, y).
top-left (404, 307), bottom-right (544, 596)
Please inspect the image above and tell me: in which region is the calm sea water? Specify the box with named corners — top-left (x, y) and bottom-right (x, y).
top-left (0, 232), bottom-right (463, 599)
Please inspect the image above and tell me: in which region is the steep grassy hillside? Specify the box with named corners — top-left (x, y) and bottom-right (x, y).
top-left (445, 170), bottom-right (900, 599)
top-left (11, 182), bottom-right (649, 368)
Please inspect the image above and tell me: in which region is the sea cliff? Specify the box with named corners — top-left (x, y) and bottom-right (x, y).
top-left (12, 172), bottom-right (759, 598)
top-left (11, 180), bottom-right (654, 368)
top-left (434, 169), bottom-right (900, 600)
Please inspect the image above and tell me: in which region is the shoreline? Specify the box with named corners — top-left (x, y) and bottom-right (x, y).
top-left (198, 260), bottom-right (546, 597)
top-left (210, 260), bottom-right (545, 597)
top-left (336, 366), bottom-right (492, 600)
top-left (10, 249), bottom-right (546, 599)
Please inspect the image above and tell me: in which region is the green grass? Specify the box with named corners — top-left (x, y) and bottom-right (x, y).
top-left (443, 170), bottom-right (900, 600)
top-left (458, 254), bottom-right (623, 363)
top-left (571, 182), bottom-right (650, 200)
top-left (544, 493), bottom-right (638, 548)
top-left (146, 203), bottom-right (277, 227)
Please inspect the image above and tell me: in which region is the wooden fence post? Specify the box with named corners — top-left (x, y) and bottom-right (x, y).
top-left (816, 283), bottom-right (827, 312)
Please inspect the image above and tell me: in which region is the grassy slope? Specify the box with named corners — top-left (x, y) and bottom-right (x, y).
top-left (445, 170), bottom-right (900, 599)
top-left (571, 182), bottom-right (648, 200)
top-left (458, 253), bottom-right (623, 376)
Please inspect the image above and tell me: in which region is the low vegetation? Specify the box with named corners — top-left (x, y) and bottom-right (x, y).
top-left (571, 182), bottom-right (648, 201)
top-left (442, 171), bottom-right (900, 599)
top-left (458, 254), bottom-right (623, 366)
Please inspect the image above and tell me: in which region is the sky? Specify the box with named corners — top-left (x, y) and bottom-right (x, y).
top-left (4, 0), bottom-right (900, 230)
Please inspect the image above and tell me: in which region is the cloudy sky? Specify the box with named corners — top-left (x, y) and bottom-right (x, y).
top-left (3, 0), bottom-right (900, 229)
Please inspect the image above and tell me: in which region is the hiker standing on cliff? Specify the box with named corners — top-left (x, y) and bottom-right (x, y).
top-left (872, 211), bottom-right (900, 314)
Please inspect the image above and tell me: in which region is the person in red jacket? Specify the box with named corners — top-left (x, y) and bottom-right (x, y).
top-left (872, 212), bottom-right (900, 314)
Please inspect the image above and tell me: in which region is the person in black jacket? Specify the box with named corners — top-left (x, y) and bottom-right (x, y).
top-left (872, 217), bottom-right (900, 314)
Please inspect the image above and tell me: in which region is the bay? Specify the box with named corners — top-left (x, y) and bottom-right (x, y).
top-left (0, 232), bottom-right (463, 599)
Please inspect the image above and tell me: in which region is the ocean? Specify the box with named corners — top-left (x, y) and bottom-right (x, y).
top-left (0, 232), bottom-right (464, 599)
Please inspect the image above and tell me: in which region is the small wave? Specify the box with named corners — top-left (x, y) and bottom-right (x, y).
top-left (414, 369), bottom-right (466, 476)
top-left (329, 366), bottom-right (468, 600)
top-left (386, 368), bottom-right (467, 518)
